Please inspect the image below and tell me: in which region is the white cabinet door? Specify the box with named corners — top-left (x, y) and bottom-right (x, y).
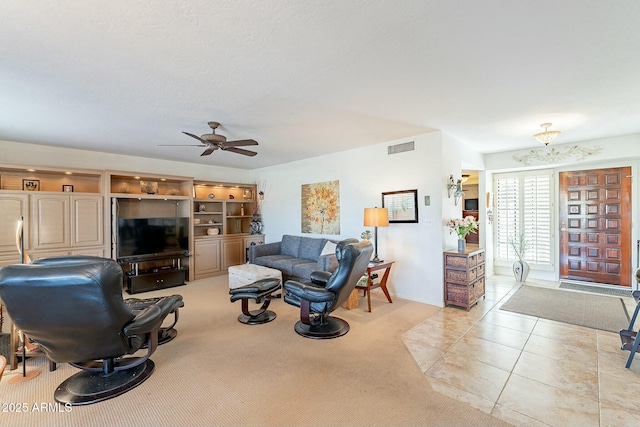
top-left (30, 194), bottom-right (103, 251)
top-left (71, 195), bottom-right (103, 247)
top-left (31, 194), bottom-right (70, 250)
top-left (0, 193), bottom-right (29, 253)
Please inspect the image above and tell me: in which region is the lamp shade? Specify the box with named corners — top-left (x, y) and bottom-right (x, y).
top-left (364, 208), bottom-right (389, 227)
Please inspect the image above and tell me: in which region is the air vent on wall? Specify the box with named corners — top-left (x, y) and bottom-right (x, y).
top-left (387, 141), bottom-right (414, 155)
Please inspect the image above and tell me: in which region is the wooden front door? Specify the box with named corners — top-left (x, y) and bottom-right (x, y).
top-left (559, 167), bottom-right (632, 287)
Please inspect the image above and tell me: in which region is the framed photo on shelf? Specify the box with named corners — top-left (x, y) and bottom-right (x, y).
top-left (22, 179), bottom-right (40, 191)
top-left (382, 189), bottom-right (418, 223)
top-left (62, 185), bottom-right (74, 192)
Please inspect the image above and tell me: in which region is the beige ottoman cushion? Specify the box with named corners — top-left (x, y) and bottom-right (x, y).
top-left (228, 264), bottom-right (283, 295)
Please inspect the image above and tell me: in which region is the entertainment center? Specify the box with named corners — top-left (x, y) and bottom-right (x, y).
top-left (122, 255), bottom-right (187, 294)
top-left (0, 165), bottom-right (263, 284)
top-left (0, 164), bottom-right (264, 369)
top-left (114, 214), bottom-right (190, 294)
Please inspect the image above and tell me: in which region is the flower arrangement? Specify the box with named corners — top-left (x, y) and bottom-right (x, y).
top-left (509, 230), bottom-right (529, 262)
top-left (447, 216), bottom-right (479, 239)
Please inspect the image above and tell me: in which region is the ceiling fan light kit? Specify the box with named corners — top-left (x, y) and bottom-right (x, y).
top-left (160, 121), bottom-right (259, 157)
top-left (533, 122), bottom-right (561, 145)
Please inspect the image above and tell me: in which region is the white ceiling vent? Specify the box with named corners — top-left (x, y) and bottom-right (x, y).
top-left (388, 141), bottom-right (415, 155)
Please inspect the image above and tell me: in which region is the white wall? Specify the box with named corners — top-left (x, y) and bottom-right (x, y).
top-left (251, 131), bottom-right (468, 306)
top-left (0, 139), bottom-right (251, 183)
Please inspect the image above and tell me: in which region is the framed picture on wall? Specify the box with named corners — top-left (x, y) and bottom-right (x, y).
top-left (382, 189), bottom-right (418, 223)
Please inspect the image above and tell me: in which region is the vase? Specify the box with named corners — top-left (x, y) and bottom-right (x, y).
top-left (250, 214), bottom-right (263, 234)
top-left (513, 260), bottom-right (530, 282)
top-left (457, 239), bottom-right (466, 252)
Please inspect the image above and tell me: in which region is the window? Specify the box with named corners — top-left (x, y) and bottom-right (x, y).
top-left (494, 169), bottom-right (553, 265)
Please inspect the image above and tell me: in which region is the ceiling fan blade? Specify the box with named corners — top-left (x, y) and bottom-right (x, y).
top-left (225, 147), bottom-right (257, 157)
top-left (201, 146), bottom-right (218, 156)
top-left (159, 144), bottom-right (207, 147)
top-left (183, 131), bottom-right (211, 145)
top-left (224, 139), bottom-right (259, 147)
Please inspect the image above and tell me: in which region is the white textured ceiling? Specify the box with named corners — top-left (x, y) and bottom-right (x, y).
top-left (1, 1), bottom-right (639, 169)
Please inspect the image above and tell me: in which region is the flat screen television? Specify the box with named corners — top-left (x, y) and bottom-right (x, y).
top-left (464, 198), bottom-right (479, 211)
top-left (117, 217), bottom-right (189, 261)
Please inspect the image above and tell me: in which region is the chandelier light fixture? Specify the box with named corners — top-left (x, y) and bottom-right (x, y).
top-left (533, 123), bottom-right (561, 146)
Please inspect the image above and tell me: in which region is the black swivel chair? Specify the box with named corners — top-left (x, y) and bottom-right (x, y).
top-left (0, 256), bottom-right (183, 405)
top-left (32, 255), bottom-right (184, 345)
top-left (283, 239), bottom-right (373, 339)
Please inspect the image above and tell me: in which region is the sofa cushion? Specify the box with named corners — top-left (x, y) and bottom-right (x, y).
top-left (252, 254), bottom-right (291, 268)
top-left (291, 261), bottom-right (320, 281)
top-left (298, 237), bottom-right (327, 260)
top-left (270, 258), bottom-right (311, 276)
top-left (281, 235), bottom-right (301, 258)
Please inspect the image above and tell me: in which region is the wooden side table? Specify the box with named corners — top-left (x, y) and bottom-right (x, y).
top-left (356, 261), bottom-right (394, 312)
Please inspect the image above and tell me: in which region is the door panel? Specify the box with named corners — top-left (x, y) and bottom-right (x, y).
top-left (71, 195), bottom-right (104, 247)
top-left (0, 193), bottom-right (28, 252)
top-left (559, 167), bottom-right (631, 286)
top-left (31, 194), bottom-right (70, 250)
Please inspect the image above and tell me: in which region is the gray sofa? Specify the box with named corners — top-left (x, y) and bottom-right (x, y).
top-left (248, 235), bottom-right (339, 283)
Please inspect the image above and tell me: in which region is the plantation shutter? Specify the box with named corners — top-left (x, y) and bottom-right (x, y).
top-left (494, 170), bottom-right (553, 265)
top-left (495, 177), bottom-right (520, 260)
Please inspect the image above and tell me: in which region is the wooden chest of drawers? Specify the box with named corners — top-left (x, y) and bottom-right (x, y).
top-left (444, 248), bottom-right (486, 310)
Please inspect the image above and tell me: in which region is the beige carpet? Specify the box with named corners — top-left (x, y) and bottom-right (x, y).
top-left (500, 284), bottom-right (630, 333)
top-left (0, 275), bottom-right (512, 427)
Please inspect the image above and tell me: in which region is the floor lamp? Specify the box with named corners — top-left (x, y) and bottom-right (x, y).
top-left (9, 216), bottom-right (40, 384)
top-left (364, 207), bottom-right (389, 263)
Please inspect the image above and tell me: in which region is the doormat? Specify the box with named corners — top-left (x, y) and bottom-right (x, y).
top-left (500, 285), bottom-right (630, 333)
top-left (559, 281), bottom-right (633, 298)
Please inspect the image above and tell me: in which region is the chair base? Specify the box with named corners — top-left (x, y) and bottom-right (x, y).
top-left (158, 328), bottom-right (178, 344)
top-left (238, 310), bottom-right (277, 325)
top-left (230, 278), bottom-right (281, 325)
top-left (141, 328), bottom-right (177, 348)
top-left (54, 360), bottom-right (155, 406)
top-left (294, 316), bottom-right (350, 339)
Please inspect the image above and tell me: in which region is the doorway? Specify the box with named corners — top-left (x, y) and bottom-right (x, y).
top-left (559, 166), bottom-right (632, 287)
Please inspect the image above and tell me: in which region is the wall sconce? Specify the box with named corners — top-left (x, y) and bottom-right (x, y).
top-left (447, 175), bottom-right (457, 198)
top-left (447, 174), bottom-right (465, 205)
top-left (453, 180), bottom-right (464, 206)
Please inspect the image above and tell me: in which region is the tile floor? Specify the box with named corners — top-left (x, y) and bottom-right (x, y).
top-left (401, 275), bottom-right (640, 427)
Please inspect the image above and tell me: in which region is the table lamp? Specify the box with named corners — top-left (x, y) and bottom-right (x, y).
top-left (364, 207), bottom-right (389, 263)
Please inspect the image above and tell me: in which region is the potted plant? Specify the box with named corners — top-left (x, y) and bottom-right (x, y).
top-left (360, 230), bottom-right (372, 241)
top-left (509, 230), bottom-right (530, 282)
top-left (446, 216), bottom-right (479, 252)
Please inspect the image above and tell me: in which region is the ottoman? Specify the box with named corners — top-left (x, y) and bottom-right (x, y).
top-left (229, 264), bottom-right (283, 297)
top-left (229, 278), bottom-right (282, 324)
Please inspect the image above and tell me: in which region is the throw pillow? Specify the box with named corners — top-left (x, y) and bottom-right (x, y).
top-left (320, 241), bottom-right (337, 256)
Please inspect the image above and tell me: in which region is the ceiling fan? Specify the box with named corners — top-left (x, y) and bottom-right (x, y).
top-left (161, 121), bottom-right (258, 157)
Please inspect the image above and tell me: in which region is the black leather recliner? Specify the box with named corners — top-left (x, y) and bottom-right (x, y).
top-left (0, 256), bottom-right (183, 405)
top-left (283, 239), bottom-right (373, 339)
top-left (33, 255), bottom-right (185, 345)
